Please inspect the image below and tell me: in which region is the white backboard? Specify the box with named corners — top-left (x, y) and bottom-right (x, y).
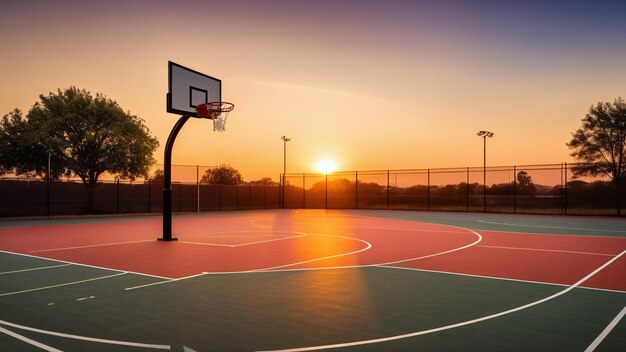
top-left (167, 61), bottom-right (221, 117)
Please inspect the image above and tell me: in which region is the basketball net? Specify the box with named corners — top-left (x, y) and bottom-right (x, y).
top-left (196, 102), bottom-right (234, 132)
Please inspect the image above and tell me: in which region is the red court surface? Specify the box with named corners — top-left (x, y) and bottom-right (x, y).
top-left (1, 212), bottom-right (625, 292)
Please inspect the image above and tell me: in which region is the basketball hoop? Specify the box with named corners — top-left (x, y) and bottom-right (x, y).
top-left (196, 102), bottom-right (234, 132)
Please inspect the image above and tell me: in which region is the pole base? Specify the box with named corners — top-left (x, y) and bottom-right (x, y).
top-left (157, 237), bottom-right (178, 241)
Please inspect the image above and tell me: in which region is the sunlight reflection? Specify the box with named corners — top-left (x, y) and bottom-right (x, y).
top-left (274, 210), bottom-right (375, 335)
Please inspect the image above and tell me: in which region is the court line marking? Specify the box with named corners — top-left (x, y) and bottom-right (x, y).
top-left (0, 263), bottom-right (71, 275)
top-left (30, 239), bottom-right (155, 253)
top-left (478, 245), bottom-right (616, 257)
top-left (0, 249), bottom-right (172, 280)
top-left (178, 232), bottom-right (306, 248)
top-left (203, 226), bottom-right (480, 274)
top-left (125, 233), bottom-right (371, 290)
top-left (124, 272), bottom-right (207, 291)
top-left (23, 231), bottom-right (304, 253)
top-left (380, 265), bottom-right (626, 295)
top-left (240, 233), bottom-right (372, 272)
top-left (476, 219), bottom-right (626, 233)
top-left (178, 241), bottom-right (235, 247)
top-left (258, 248), bottom-right (626, 352)
top-left (301, 210), bottom-right (626, 238)
top-left (251, 218), bottom-right (469, 235)
top-left (196, 259), bottom-right (626, 295)
top-left (0, 325), bottom-right (63, 352)
top-left (469, 227), bottom-right (626, 240)
top-left (585, 306), bottom-right (626, 352)
top-left (376, 227), bottom-right (482, 266)
top-left (181, 230), bottom-right (305, 239)
top-left (0, 272), bottom-right (126, 297)
top-left (0, 319), bottom-right (171, 350)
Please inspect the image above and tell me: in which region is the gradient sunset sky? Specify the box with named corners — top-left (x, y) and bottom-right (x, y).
top-left (1, 0), bottom-right (625, 181)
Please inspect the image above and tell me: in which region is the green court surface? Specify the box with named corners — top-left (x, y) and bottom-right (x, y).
top-left (1, 210), bottom-right (625, 351)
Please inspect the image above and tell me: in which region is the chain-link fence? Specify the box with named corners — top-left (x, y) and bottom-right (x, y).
top-left (0, 164), bottom-right (280, 217)
top-left (281, 163), bottom-right (624, 216)
top-left (1, 163), bottom-right (623, 217)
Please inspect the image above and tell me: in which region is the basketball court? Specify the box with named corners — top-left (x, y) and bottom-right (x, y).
top-left (1, 62), bottom-right (625, 351)
top-left (1, 209), bottom-right (625, 351)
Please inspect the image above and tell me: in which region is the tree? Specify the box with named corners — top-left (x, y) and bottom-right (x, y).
top-left (149, 169), bottom-right (164, 183)
top-left (201, 164), bottom-right (243, 184)
top-left (567, 98), bottom-right (626, 214)
top-left (516, 171), bottom-right (536, 196)
top-left (248, 177), bottom-right (277, 186)
top-left (0, 109), bottom-right (66, 178)
top-left (0, 87), bottom-right (159, 212)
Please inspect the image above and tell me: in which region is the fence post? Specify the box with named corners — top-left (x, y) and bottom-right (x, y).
top-left (249, 184), bottom-right (252, 210)
top-left (47, 172), bottom-right (51, 217)
top-left (427, 169), bottom-right (430, 211)
top-left (263, 185), bottom-right (266, 209)
top-left (513, 165), bottom-right (517, 214)
top-left (219, 184), bottom-right (222, 211)
top-left (387, 170), bottom-right (390, 210)
top-left (303, 173), bottom-right (306, 209)
top-left (236, 184), bottom-right (239, 210)
top-left (325, 172), bottom-right (328, 209)
top-left (560, 163), bottom-right (564, 215)
top-left (148, 178), bottom-right (151, 213)
top-left (116, 179), bottom-right (120, 214)
top-left (178, 183), bottom-right (182, 212)
top-left (466, 167), bottom-right (469, 212)
top-left (197, 165), bottom-right (200, 213)
top-left (355, 171), bottom-right (358, 209)
top-left (563, 163), bottom-right (567, 215)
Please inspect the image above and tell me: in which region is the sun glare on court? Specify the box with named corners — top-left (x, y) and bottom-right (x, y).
top-left (317, 160), bottom-right (337, 174)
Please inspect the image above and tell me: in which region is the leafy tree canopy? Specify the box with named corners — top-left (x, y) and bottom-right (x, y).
top-left (0, 87), bottom-right (159, 210)
top-left (516, 170), bottom-right (536, 195)
top-left (201, 164), bottom-right (243, 185)
top-left (149, 169), bottom-right (164, 183)
top-left (567, 98), bottom-right (626, 187)
top-left (248, 177), bottom-right (277, 186)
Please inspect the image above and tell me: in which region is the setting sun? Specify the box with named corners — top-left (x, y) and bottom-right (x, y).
top-left (316, 160), bottom-right (337, 174)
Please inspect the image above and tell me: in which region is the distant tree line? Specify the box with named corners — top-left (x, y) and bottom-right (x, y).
top-left (149, 164), bottom-right (278, 186)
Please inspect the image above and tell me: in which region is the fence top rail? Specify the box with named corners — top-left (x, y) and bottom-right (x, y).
top-left (283, 163), bottom-right (581, 177)
top-left (0, 162), bottom-right (598, 183)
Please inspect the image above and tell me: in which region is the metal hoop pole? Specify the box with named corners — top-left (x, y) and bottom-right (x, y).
top-left (159, 115), bottom-right (190, 241)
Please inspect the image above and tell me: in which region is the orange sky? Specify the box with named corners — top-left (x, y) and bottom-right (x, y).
top-left (1, 1), bottom-right (626, 181)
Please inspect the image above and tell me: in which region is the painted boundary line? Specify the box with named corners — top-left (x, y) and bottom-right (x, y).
top-left (380, 266), bottom-right (626, 295)
top-left (584, 306), bottom-right (626, 352)
top-left (0, 250), bottom-right (172, 280)
top-left (258, 249), bottom-right (626, 352)
top-left (476, 220), bottom-right (626, 234)
top-left (0, 272), bottom-right (127, 297)
top-left (203, 224), bottom-right (481, 275)
top-left (469, 228), bottom-right (626, 240)
top-left (30, 239), bottom-right (155, 253)
top-left (0, 325), bottom-right (62, 352)
top-left (478, 245), bottom-right (617, 257)
top-left (124, 233), bottom-right (372, 290)
top-left (251, 218), bottom-right (470, 235)
top-left (27, 230), bottom-right (305, 252)
top-left (178, 232), bottom-right (306, 248)
top-left (0, 264), bottom-right (71, 275)
top-left (248, 233), bottom-right (372, 272)
top-left (124, 272), bottom-right (207, 291)
top-left (0, 319), bottom-right (171, 350)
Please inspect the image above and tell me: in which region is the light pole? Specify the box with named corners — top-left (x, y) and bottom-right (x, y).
top-left (281, 136), bottom-right (290, 208)
top-left (477, 131), bottom-right (494, 212)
